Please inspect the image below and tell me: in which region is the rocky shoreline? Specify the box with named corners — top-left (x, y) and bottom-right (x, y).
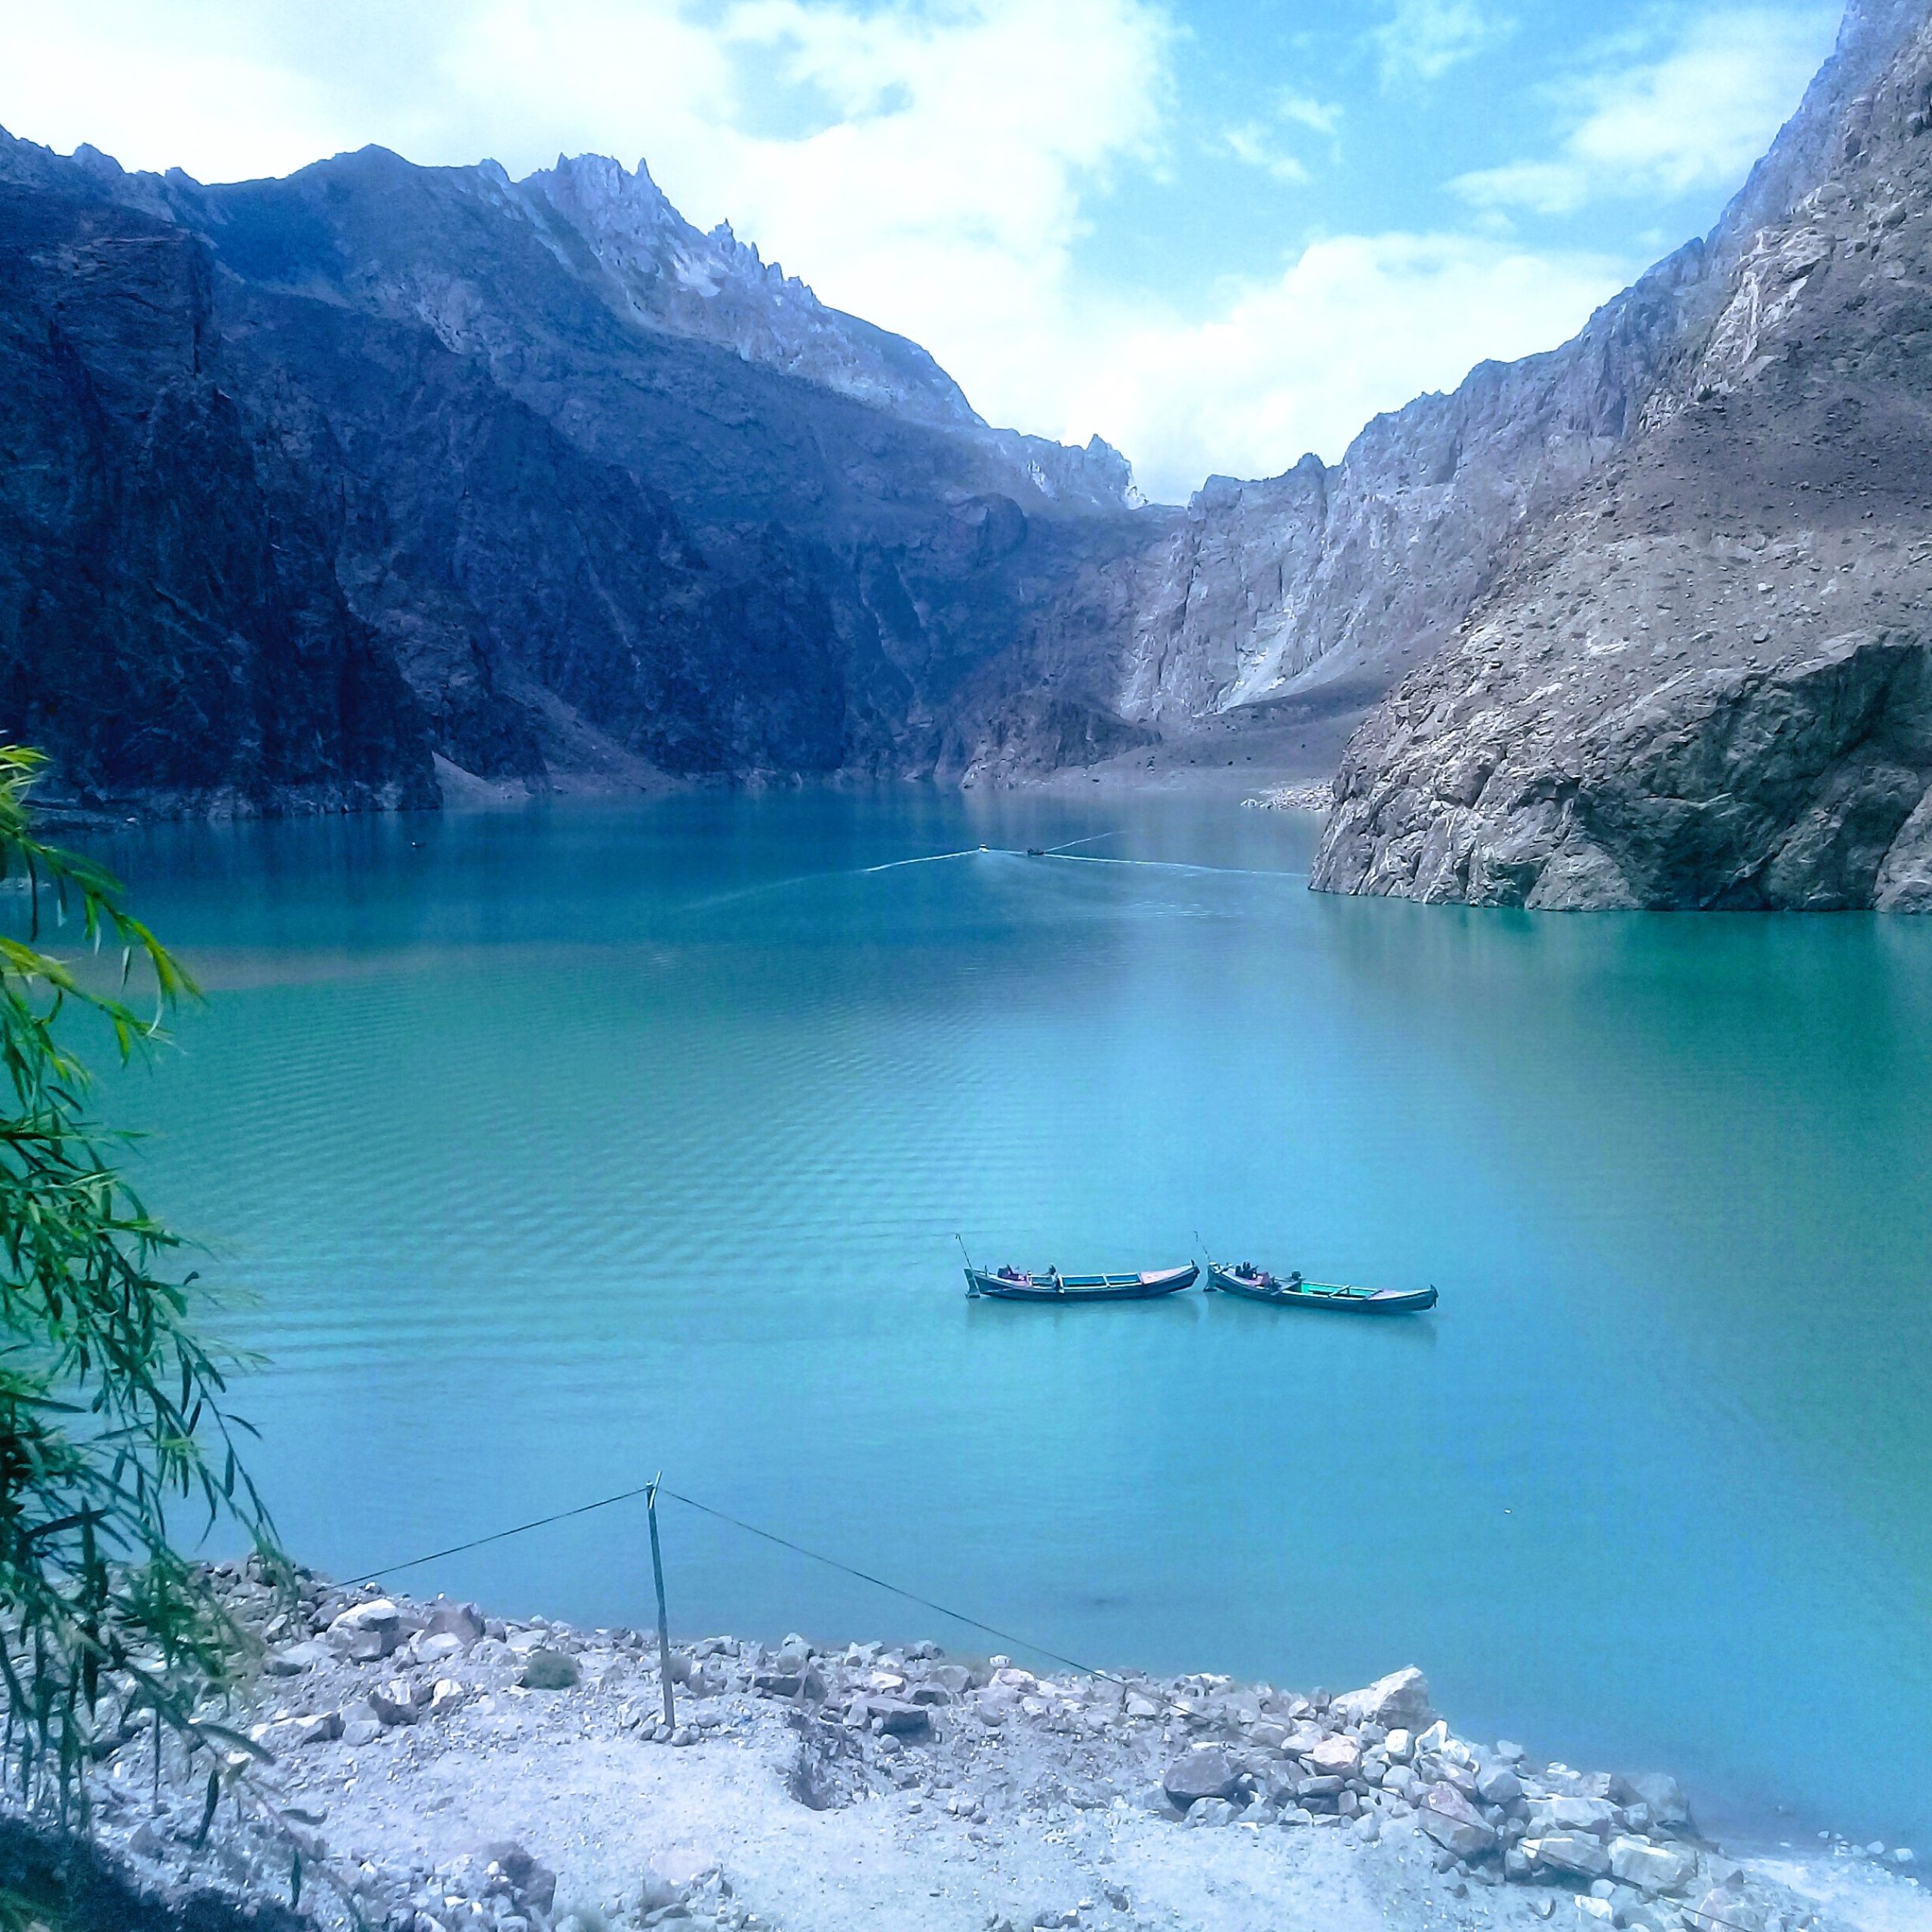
top-left (1241, 783), bottom-right (1334, 814)
top-left (31, 1562), bottom-right (1923, 1932)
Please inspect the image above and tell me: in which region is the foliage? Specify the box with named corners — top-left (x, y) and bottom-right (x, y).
top-left (0, 748), bottom-right (278, 1817)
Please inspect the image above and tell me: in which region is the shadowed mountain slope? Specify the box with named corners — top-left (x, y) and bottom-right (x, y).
top-left (0, 134), bottom-right (1153, 810)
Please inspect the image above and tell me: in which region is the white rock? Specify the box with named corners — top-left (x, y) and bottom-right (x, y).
top-left (1607, 1837), bottom-right (1699, 1895)
top-left (1331, 1667), bottom-right (1434, 1730)
top-left (1385, 1728), bottom-right (1413, 1764)
top-left (1531, 1796), bottom-right (1620, 1838)
top-left (327, 1598), bottom-right (403, 1661)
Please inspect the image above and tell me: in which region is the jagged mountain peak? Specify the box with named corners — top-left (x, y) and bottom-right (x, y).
top-left (507, 147), bottom-right (981, 431)
top-left (0, 124), bottom-right (989, 437)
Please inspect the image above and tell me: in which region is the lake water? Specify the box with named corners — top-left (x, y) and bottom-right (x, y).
top-left (88, 793), bottom-right (1932, 1852)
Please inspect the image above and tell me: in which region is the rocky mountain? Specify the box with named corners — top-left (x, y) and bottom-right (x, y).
top-left (1310, 0), bottom-right (1932, 910)
top-left (8, 0), bottom-right (1932, 860)
top-left (0, 133), bottom-right (1151, 811)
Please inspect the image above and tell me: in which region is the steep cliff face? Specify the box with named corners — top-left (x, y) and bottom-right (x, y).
top-left (1312, 0), bottom-right (1932, 910)
top-left (1126, 0), bottom-right (1932, 752)
top-left (0, 134), bottom-right (1155, 808)
top-left (0, 187), bottom-right (435, 811)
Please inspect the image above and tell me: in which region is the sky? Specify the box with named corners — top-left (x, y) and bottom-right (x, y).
top-left (1, 0), bottom-right (1843, 503)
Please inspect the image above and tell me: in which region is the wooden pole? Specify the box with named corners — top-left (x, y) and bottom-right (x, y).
top-left (646, 1474), bottom-right (675, 1731)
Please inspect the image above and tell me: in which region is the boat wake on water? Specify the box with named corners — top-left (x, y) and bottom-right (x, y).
top-left (676, 838), bottom-right (1303, 913)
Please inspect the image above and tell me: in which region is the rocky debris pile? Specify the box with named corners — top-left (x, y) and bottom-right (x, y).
top-left (1132, 1665), bottom-right (1726, 1921)
top-left (1241, 782), bottom-right (1334, 812)
top-left (34, 1559), bottom-right (1920, 1932)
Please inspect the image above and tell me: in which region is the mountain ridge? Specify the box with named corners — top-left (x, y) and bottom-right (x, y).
top-left (0, 125), bottom-right (1158, 811)
top-left (1309, 0), bottom-right (1932, 911)
top-left (5, 0), bottom-right (1930, 862)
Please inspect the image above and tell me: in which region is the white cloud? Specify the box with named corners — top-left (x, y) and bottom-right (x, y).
top-left (1454, 4), bottom-right (1838, 214)
top-left (1058, 232), bottom-right (1629, 502)
top-left (1222, 122), bottom-right (1313, 185)
top-left (1276, 92), bottom-right (1344, 137)
top-left (685, 0), bottom-right (1173, 392)
top-left (1372, 0), bottom-right (1509, 88)
top-left (1218, 90), bottom-right (1341, 189)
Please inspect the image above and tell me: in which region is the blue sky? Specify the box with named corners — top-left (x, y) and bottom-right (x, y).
top-left (2, 1), bottom-right (1842, 500)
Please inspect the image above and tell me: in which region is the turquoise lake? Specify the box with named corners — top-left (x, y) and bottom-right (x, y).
top-left (88, 794), bottom-right (1932, 1852)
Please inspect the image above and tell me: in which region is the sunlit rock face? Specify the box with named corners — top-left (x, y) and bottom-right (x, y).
top-left (0, 131), bottom-right (1155, 808)
top-left (1312, 0), bottom-right (1932, 910)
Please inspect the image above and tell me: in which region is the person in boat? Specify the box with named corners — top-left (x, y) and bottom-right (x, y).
top-left (997, 1264), bottom-right (1023, 1282)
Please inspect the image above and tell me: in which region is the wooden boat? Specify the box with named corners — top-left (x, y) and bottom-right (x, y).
top-left (966, 1263), bottom-right (1198, 1302)
top-left (1205, 1261), bottom-right (1437, 1315)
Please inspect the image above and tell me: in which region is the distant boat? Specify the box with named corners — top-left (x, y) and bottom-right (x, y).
top-left (1205, 1261), bottom-right (1437, 1315)
top-left (966, 1263), bottom-right (1198, 1302)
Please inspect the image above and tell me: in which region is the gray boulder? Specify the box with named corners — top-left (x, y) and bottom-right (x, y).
top-left (325, 1598), bottom-right (402, 1663)
top-left (1688, 1891), bottom-right (1763, 1932)
top-left (1309, 1734), bottom-right (1362, 1778)
top-left (1528, 1795), bottom-right (1620, 1838)
top-left (1525, 1833), bottom-right (1614, 1881)
top-left (869, 1700), bottom-right (932, 1739)
top-left (370, 1680), bottom-right (429, 1727)
top-left (424, 1601), bottom-right (487, 1643)
top-left (254, 1711), bottom-right (341, 1753)
top-left (1186, 1798), bottom-right (1239, 1828)
top-left (1162, 1747), bottom-right (1242, 1809)
top-left (480, 1843), bottom-right (558, 1918)
top-left (1420, 1785), bottom-right (1499, 1860)
top-left (1608, 1836), bottom-right (1700, 1895)
top-left (1611, 1772), bottom-right (1691, 1827)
